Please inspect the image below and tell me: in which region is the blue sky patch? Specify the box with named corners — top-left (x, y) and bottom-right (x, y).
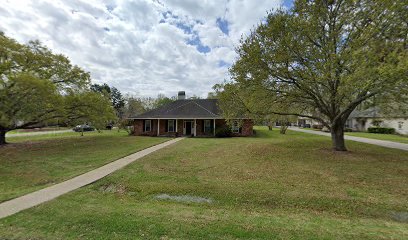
top-left (187, 36), bottom-right (211, 54)
top-left (283, 0), bottom-right (294, 9)
top-left (176, 22), bottom-right (193, 34)
top-left (218, 60), bottom-right (230, 68)
top-left (216, 18), bottom-right (229, 35)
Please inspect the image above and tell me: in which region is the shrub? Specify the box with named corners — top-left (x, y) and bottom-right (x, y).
top-left (215, 126), bottom-right (232, 138)
top-left (344, 128), bottom-right (353, 132)
top-left (367, 127), bottom-right (395, 134)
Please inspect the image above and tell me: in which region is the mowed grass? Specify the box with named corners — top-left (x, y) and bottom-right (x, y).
top-left (0, 130), bottom-right (169, 202)
top-left (0, 127), bottom-right (407, 239)
top-left (345, 131), bottom-right (408, 144)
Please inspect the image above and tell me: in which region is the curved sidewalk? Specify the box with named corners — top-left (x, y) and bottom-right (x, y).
top-left (6, 129), bottom-right (73, 137)
top-left (289, 127), bottom-right (408, 151)
top-left (0, 137), bottom-right (184, 219)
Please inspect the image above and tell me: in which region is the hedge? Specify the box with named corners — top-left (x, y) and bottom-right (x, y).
top-left (215, 126), bottom-right (232, 138)
top-left (367, 127), bottom-right (395, 134)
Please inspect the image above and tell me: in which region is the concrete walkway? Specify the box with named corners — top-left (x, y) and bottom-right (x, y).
top-left (0, 137), bottom-right (184, 219)
top-left (289, 127), bottom-right (408, 151)
top-left (6, 129), bottom-right (73, 137)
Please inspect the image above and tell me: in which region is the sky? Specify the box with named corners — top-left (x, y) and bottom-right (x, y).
top-left (0, 0), bottom-right (293, 98)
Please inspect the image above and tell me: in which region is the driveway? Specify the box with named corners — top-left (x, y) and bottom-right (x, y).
top-left (0, 137), bottom-right (184, 219)
top-left (289, 127), bottom-right (408, 151)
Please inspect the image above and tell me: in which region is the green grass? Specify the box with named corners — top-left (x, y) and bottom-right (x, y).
top-left (345, 131), bottom-right (408, 144)
top-left (0, 127), bottom-right (407, 239)
top-left (0, 130), bottom-right (169, 202)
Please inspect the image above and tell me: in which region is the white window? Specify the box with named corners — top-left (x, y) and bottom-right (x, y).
top-left (168, 120), bottom-right (175, 132)
top-left (204, 120), bottom-right (211, 133)
top-left (144, 120), bottom-right (151, 132)
top-left (232, 120), bottom-right (240, 133)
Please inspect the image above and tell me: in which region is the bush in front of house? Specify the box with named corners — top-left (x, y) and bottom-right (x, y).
top-left (344, 128), bottom-right (353, 132)
top-left (367, 127), bottom-right (395, 134)
top-left (312, 124), bottom-right (323, 129)
top-left (215, 126), bottom-right (232, 138)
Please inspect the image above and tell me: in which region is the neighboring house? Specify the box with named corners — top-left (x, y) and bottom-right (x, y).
top-left (129, 91), bottom-right (254, 137)
top-left (347, 107), bottom-right (408, 135)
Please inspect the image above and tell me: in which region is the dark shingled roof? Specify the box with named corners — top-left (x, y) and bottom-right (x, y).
top-left (129, 99), bottom-right (222, 119)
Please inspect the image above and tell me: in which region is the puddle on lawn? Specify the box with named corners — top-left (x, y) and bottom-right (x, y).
top-left (154, 194), bottom-right (213, 204)
top-left (390, 211), bottom-right (408, 223)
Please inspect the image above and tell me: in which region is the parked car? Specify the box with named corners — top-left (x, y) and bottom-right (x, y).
top-left (106, 124), bottom-right (113, 130)
top-left (73, 124), bottom-right (95, 132)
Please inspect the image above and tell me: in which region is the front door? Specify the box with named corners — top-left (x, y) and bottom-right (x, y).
top-left (185, 121), bottom-right (192, 135)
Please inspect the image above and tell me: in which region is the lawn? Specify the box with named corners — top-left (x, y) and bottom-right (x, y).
top-left (345, 131), bottom-right (408, 144)
top-left (0, 127), bottom-right (407, 239)
top-left (0, 130), bottom-right (169, 202)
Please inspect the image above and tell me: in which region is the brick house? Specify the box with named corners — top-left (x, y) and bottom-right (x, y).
top-left (129, 91), bottom-right (253, 137)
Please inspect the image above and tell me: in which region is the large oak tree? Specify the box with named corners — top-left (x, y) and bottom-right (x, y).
top-left (0, 33), bottom-right (116, 145)
top-left (217, 0), bottom-right (407, 151)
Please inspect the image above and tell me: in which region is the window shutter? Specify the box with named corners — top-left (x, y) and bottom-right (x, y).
top-left (165, 120), bottom-right (168, 132)
top-left (143, 120), bottom-right (145, 132)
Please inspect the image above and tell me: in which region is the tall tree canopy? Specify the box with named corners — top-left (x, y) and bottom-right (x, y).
top-left (0, 33), bottom-right (116, 144)
top-left (91, 83), bottom-right (125, 118)
top-left (217, 0), bottom-right (407, 151)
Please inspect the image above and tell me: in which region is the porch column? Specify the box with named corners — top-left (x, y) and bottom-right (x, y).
top-left (194, 119), bottom-right (196, 136)
top-left (175, 119), bottom-right (178, 134)
top-left (157, 119), bottom-right (160, 136)
top-left (213, 119), bottom-right (216, 136)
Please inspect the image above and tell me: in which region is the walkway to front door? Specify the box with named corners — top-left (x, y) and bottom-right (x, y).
top-left (0, 138), bottom-right (184, 219)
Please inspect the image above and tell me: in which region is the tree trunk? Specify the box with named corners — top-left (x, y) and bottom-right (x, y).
top-left (280, 122), bottom-right (288, 134)
top-left (331, 123), bottom-right (347, 151)
top-left (0, 130), bottom-right (6, 145)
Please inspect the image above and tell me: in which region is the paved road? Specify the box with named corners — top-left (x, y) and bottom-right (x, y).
top-left (289, 127), bottom-right (408, 151)
top-left (0, 137), bottom-right (184, 219)
top-left (6, 129), bottom-right (73, 137)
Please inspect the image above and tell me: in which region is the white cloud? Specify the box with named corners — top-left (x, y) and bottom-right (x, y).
top-left (0, 0), bottom-right (284, 98)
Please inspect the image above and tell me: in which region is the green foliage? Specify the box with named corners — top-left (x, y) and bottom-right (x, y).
top-left (0, 73), bottom-right (63, 129)
top-left (217, 0), bottom-right (407, 150)
top-left (367, 127), bottom-right (396, 134)
top-left (64, 90), bottom-right (117, 131)
top-left (0, 34), bottom-right (116, 143)
top-left (154, 94), bottom-right (176, 109)
top-left (215, 126), bottom-right (232, 138)
top-left (122, 95), bottom-right (146, 118)
top-left (206, 91), bottom-right (218, 99)
top-left (91, 83), bottom-right (125, 117)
